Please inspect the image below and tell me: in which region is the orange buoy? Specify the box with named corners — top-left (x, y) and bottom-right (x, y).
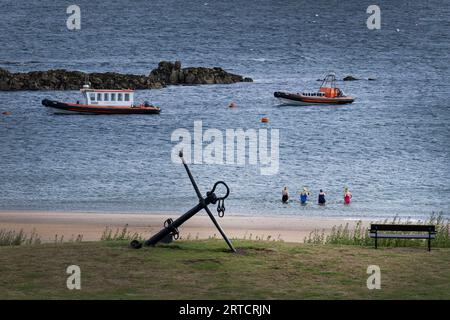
top-left (261, 117), bottom-right (269, 123)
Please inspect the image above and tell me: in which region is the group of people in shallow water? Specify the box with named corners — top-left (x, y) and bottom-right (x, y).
top-left (281, 186), bottom-right (352, 205)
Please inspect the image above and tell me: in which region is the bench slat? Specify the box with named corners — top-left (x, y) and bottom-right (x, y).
top-left (369, 233), bottom-right (436, 239)
top-left (370, 224), bottom-right (435, 232)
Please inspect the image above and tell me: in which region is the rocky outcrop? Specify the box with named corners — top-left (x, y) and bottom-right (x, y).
top-left (0, 68), bottom-right (161, 91)
top-left (149, 61), bottom-right (253, 85)
top-left (342, 75), bottom-right (359, 81)
top-left (0, 61), bottom-right (252, 91)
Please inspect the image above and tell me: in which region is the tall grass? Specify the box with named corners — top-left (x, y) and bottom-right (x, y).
top-left (304, 212), bottom-right (450, 248)
top-left (0, 229), bottom-right (41, 246)
top-left (101, 224), bottom-right (143, 241)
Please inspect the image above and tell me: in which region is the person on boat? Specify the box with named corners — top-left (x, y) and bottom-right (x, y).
top-left (318, 189), bottom-right (326, 205)
top-left (299, 187), bottom-right (310, 205)
top-left (344, 187), bottom-right (352, 205)
top-left (282, 186), bottom-right (289, 203)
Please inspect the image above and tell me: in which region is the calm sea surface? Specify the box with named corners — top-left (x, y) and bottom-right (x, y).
top-left (0, 0), bottom-right (449, 219)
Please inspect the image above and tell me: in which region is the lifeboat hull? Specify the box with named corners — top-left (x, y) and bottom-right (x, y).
top-left (274, 92), bottom-right (354, 106)
top-left (42, 99), bottom-right (161, 114)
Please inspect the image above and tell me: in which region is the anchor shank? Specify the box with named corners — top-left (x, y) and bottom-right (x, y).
top-left (144, 201), bottom-right (206, 246)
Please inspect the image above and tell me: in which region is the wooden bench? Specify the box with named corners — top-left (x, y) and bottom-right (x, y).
top-left (369, 224), bottom-right (436, 251)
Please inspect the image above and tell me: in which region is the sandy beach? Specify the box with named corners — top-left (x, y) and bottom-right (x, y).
top-left (0, 211), bottom-right (370, 243)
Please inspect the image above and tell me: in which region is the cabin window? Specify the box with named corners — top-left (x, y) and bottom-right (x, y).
top-left (118, 93), bottom-right (123, 101)
top-left (97, 93), bottom-right (102, 101)
top-left (104, 93), bottom-right (109, 101)
top-left (90, 93), bottom-right (96, 101)
top-left (124, 93), bottom-right (130, 101)
top-left (111, 93), bottom-right (116, 101)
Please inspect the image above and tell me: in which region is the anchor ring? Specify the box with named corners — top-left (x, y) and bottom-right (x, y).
top-left (209, 181), bottom-right (230, 201)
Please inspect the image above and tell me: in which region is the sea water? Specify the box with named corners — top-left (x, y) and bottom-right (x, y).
top-left (0, 0), bottom-right (449, 219)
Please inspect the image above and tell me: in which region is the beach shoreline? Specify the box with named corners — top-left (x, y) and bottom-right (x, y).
top-left (0, 210), bottom-right (372, 243)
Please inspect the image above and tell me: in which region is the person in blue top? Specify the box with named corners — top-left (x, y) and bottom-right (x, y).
top-left (318, 189), bottom-right (326, 205)
top-left (299, 187), bottom-right (310, 205)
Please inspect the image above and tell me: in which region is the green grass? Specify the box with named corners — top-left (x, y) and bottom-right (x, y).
top-left (0, 229), bottom-right (41, 246)
top-left (100, 224), bottom-right (143, 241)
top-left (1, 239), bottom-right (449, 299)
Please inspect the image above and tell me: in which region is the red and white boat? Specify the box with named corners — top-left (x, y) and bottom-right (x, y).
top-left (274, 73), bottom-right (355, 106)
top-left (42, 84), bottom-right (161, 114)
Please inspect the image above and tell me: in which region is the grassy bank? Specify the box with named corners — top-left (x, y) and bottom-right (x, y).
top-left (305, 213), bottom-right (450, 248)
top-left (1, 239), bottom-right (449, 299)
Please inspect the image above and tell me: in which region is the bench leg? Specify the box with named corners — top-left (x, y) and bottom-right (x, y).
top-left (428, 235), bottom-right (431, 252)
top-left (375, 234), bottom-right (378, 249)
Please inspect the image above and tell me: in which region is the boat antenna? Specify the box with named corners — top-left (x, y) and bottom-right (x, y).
top-left (320, 72), bottom-right (336, 88)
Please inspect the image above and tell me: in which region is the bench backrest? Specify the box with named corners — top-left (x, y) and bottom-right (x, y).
top-left (370, 224), bottom-right (435, 232)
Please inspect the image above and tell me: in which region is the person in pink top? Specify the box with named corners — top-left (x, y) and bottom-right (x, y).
top-left (344, 187), bottom-right (352, 205)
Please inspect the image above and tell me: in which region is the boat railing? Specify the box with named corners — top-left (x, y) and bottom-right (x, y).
top-left (302, 92), bottom-right (325, 97)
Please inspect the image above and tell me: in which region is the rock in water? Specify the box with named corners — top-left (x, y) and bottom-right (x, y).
top-left (0, 61), bottom-right (253, 91)
top-left (148, 61), bottom-right (181, 85)
top-left (148, 61), bottom-right (252, 85)
top-left (0, 68), bottom-right (12, 91)
top-left (343, 75), bottom-right (359, 81)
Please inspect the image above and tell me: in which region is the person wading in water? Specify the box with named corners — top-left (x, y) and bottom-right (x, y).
top-left (299, 187), bottom-right (310, 205)
top-left (318, 189), bottom-right (326, 205)
top-left (282, 186), bottom-right (289, 203)
top-left (344, 187), bottom-right (352, 205)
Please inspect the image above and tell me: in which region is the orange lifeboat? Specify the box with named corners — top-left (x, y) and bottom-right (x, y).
top-left (274, 73), bottom-right (355, 106)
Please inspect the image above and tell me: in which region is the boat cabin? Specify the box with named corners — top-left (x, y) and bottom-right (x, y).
top-left (80, 84), bottom-right (134, 107)
top-left (318, 73), bottom-right (343, 98)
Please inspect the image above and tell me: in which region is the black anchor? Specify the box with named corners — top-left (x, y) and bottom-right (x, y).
top-left (130, 150), bottom-right (236, 252)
